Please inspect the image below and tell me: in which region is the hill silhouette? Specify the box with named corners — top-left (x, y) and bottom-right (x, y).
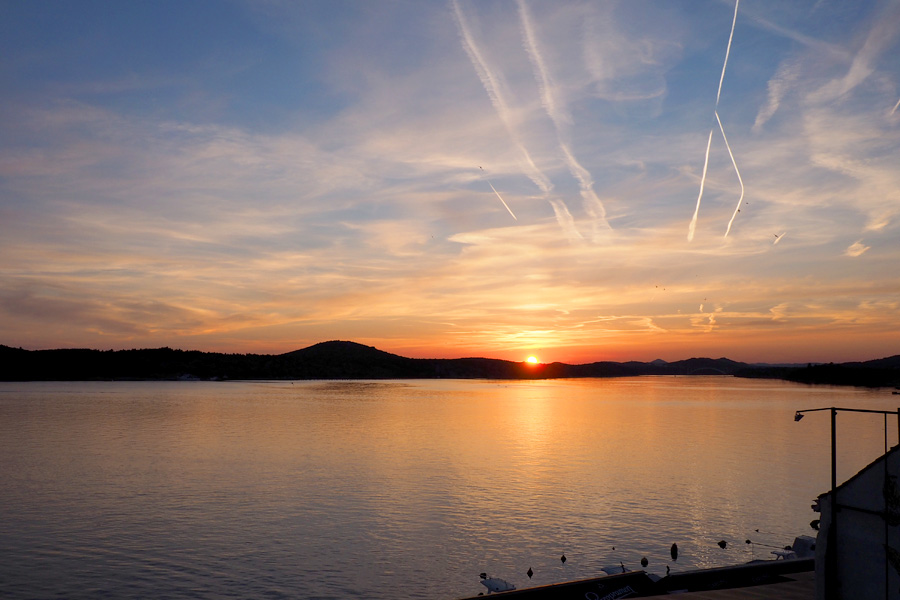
top-left (0, 341), bottom-right (897, 387)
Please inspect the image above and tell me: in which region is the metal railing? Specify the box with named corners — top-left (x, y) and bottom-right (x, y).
top-left (794, 407), bottom-right (900, 600)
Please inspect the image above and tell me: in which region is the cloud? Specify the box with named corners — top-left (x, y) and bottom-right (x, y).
top-left (754, 60), bottom-right (801, 131)
top-left (580, 3), bottom-right (682, 105)
top-left (809, 2), bottom-right (900, 103)
top-left (690, 305), bottom-right (723, 333)
top-left (802, 107), bottom-right (900, 232)
top-left (845, 240), bottom-right (870, 257)
top-left (769, 303), bottom-right (789, 321)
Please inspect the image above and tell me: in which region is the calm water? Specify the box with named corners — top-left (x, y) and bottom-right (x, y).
top-left (1, 377), bottom-right (897, 599)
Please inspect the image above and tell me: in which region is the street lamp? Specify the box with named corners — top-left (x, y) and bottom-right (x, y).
top-left (794, 406), bottom-right (900, 600)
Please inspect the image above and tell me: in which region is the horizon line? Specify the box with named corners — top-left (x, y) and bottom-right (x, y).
top-left (2, 340), bottom-right (880, 367)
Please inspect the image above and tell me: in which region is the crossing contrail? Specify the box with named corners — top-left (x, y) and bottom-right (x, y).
top-left (718, 111), bottom-right (745, 238)
top-left (517, 0), bottom-right (610, 236)
top-left (689, 0), bottom-right (743, 242)
top-left (480, 167), bottom-right (517, 220)
top-left (451, 0), bottom-right (553, 195)
top-left (892, 97), bottom-right (900, 115)
top-left (452, 0), bottom-right (593, 238)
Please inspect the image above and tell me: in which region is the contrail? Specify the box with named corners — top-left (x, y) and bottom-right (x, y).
top-left (718, 111), bottom-right (744, 238)
top-left (517, 0), bottom-right (611, 234)
top-left (451, 0), bottom-right (553, 195)
top-left (688, 129), bottom-right (714, 242)
top-left (716, 0), bottom-right (743, 239)
top-left (480, 167), bottom-right (517, 220)
top-left (560, 143), bottom-right (609, 236)
top-left (716, 0), bottom-right (740, 106)
top-left (548, 198), bottom-right (583, 243)
top-left (689, 0), bottom-right (742, 242)
top-left (892, 98), bottom-right (900, 115)
top-left (516, 0), bottom-right (565, 126)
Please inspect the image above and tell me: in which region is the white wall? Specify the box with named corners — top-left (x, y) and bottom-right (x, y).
top-left (815, 447), bottom-right (900, 600)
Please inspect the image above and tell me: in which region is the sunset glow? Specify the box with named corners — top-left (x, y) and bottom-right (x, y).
top-left (1, 1), bottom-right (898, 363)
top-left (526, 356), bottom-right (539, 365)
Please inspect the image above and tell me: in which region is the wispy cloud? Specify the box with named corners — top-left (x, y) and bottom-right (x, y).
top-left (845, 240), bottom-right (870, 257)
top-left (753, 60), bottom-right (800, 131)
top-left (809, 2), bottom-right (900, 103)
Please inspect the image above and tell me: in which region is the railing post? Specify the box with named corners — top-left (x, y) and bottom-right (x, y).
top-left (828, 407), bottom-right (838, 600)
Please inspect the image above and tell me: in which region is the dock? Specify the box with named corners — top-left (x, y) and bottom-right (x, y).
top-left (666, 570), bottom-right (813, 599)
top-left (459, 558), bottom-right (814, 599)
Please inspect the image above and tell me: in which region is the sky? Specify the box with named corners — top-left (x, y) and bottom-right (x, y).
top-left (1, 0), bottom-right (899, 364)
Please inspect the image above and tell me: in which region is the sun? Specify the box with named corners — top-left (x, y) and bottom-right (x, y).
top-left (526, 356), bottom-right (539, 364)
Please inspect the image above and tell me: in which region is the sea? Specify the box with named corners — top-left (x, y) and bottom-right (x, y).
top-left (1, 376), bottom-right (897, 599)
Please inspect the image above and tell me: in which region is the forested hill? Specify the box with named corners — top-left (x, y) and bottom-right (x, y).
top-left (0, 341), bottom-right (898, 387)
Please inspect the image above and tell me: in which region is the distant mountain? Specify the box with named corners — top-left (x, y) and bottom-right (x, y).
top-left (667, 357), bottom-right (747, 375)
top-left (0, 342), bottom-right (897, 387)
top-left (843, 355), bottom-right (900, 369)
top-left (276, 341), bottom-right (427, 379)
top-left (770, 359), bottom-right (900, 388)
top-left (734, 356), bottom-right (900, 388)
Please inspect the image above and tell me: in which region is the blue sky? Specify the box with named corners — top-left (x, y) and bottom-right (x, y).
top-left (1, 0), bottom-right (899, 363)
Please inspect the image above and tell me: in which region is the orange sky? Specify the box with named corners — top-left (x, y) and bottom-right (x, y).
top-left (1, 1), bottom-right (898, 364)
